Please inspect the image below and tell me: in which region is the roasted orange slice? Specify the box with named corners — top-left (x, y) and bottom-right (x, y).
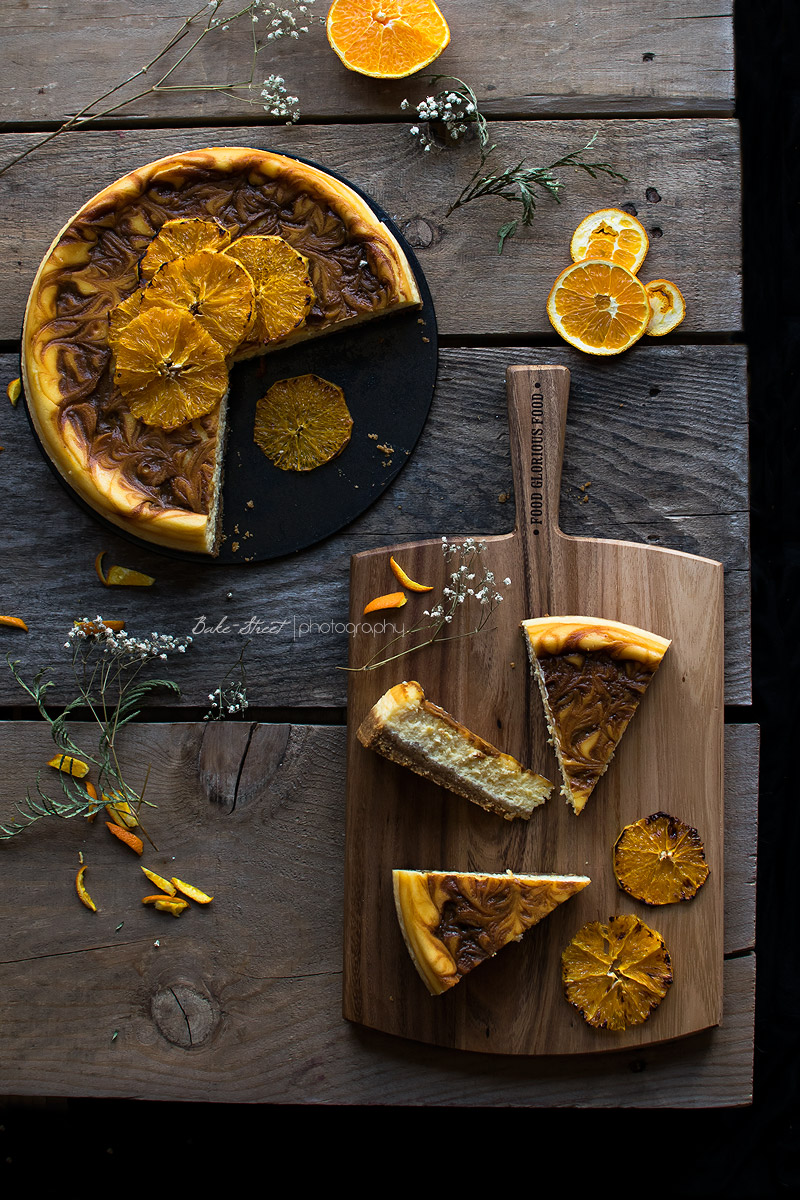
top-left (108, 290), bottom-right (144, 353)
top-left (570, 208), bottom-right (649, 274)
top-left (253, 374), bottom-right (353, 471)
top-left (113, 308), bottom-right (228, 430)
top-left (547, 260), bottom-right (651, 356)
top-left (561, 914), bottom-right (673, 1031)
top-left (644, 279), bottom-right (686, 336)
top-left (613, 812), bottom-right (709, 905)
top-left (140, 250), bottom-right (255, 356)
top-left (224, 236), bottom-right (315, 344)
top-left (326, 0), bottom-right (450, 79)
top-left (140, 217), bottom-right (232, 282)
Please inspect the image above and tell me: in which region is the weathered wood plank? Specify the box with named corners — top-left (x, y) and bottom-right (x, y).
top-left (0, 721), bottom-right (756, 1104)
top-left (0, 119), bottom-right (742, 341)
top-left (0, 2), bottom-right (735, 127)
top-left (0, 345), bottom-right (750, 707)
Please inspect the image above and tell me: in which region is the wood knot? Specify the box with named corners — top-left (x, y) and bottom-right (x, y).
top-left (402, 217), bottom-right (437, 248)
top-left (151, 982), bottom-right (219, 1049)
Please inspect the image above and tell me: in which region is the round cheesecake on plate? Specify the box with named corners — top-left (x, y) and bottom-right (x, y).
top-left (22, 147), bottom-right (422, 555)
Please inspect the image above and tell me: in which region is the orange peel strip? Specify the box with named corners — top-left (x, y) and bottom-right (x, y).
top-left (363, 591), bottom-right (408, 615)
top-left (7, 377), bottom-right (21, 406)
top-left (105, 821), bottom-right (144, 855)
top-left (172, 877), bottom-right (213, 904)
top-left (95, 551), bottom-right (108, 585)
top-left (48, 754), bottom-right (90, 778)
top-left (74, 619), bottom-right (125, 635)
top-left (105, 566), bottom-right (155, 587)
top-left (149, 897), bottom-right (190, 916)
top-left (389, 556), bottom-right (433, 592)
top-left (105, 799), bottom-right (138, 830)
top-left (76, 864), bottom-right (97, 912)
top-left (0, 616), bottom-right (28, 631)
top-left (142, 866), bottom-right (176, 895)
top-left (85, 781), bottom-right (101, 821)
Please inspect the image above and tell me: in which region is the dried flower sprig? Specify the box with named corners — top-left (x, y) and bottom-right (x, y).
top-left (0, 1), bottom-right (323, 178)
top-left (1, 619), bottom-right (192, 839)
top-left (204, 641), bottom-right (250, 720)
top-left (401, 78), bottom-right (627, 253)
top-left (349, 537), bottom-right (511, 672)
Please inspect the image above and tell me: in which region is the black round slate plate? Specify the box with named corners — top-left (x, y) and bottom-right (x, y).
top-left (22, 155), bottom-right (438, 565)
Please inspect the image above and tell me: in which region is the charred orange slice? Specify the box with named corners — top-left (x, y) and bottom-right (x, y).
top-left (326, 0), bottom-right (451, 79)
top-left (570, 208), bottom-right (649, 274)
top-left (613, 812), bottom-right (709, 905)
top-left (562, 913), bottom-right (673, 1030)
top-left (644, 279), bottom-right (686, 336)
top-left (253, 374), bottom-right (353, 471)
top-left (224, 236), bottom-right (315, 344)
top-left (140, 217), bottom-right (232, 282)
top-left (113, 308), bottom-right (228, 430)
top-left (547, 260), bottom-right (651, 356)
top-left (140, 250), bottom-right (255, 356)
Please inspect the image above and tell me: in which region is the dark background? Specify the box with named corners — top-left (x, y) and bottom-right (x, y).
top-left (1, 0), bottom-right (796, 1185)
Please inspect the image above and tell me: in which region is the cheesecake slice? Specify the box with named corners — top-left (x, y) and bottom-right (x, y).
top-left (357, 681), bottom-right (552, 820)
top-left (393, 869), bottom-right (591, 995)
top-left (522, 616), bottom-right (671, 814)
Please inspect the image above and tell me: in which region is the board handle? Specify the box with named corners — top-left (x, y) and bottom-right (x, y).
top-left (506, 365), bottom-right (570, 577)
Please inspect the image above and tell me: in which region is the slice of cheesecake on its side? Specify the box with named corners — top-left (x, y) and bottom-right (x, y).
top-left (357, 681), bottom-right (553, 821)
top-left (393, 869), bottom-right (591, 995)
top-left (521, 616), bottom-right (671, 815)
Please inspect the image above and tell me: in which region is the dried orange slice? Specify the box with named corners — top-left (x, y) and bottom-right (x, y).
top-left (326, 0), bottom-right (450, 79)
top-left (140, 250), bottom-right (255, 356)
top-left (644, 279), bottom-right (686, 336)
top-left (547, 260), bottom-right (651, 356)
top-left (113, 309), bottom-right (228, 430)
top-left (613, 812), bottom-right (709, 905)
top-left (254, 374), bottom-right (353, 471)
top-left (140, 217), bottom-right (232, 282)
top-left (224, 236), bottom-right (314, 344)
top-left (570, 208), bottom-right (649, 274)
top-left (562, 914), bottom-right (673, 1031)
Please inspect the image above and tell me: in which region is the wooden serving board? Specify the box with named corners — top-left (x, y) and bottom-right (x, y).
top-left (342, 365), bottom-right (725, 1055)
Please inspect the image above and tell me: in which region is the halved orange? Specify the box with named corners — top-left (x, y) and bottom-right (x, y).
top-left (224, 236), bottom-right (315, 344)
top-left (140, 250), bottom-right (255, 357)
top-left (113, 308), bottom-right (228, 430)
top-left (254, 374), bottom-right (353, 471)
top-left (326, 0), bottom-right (450, 79)
top-left (140, 217), bottom-right (232, 282)
top-left (547, 259), bottom-right (651, 356)
top-left (570, 208), bottom-right (649, 275)
top-left (613, 811), bottom-right (709, 905)
top-left (562, 914), bottom-right (673, 1031)
top-left (644, 279), bottom-right (686, 337)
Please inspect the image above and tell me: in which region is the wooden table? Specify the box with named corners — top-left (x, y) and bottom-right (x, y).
top-left (0, 0), bottom-right (755, 1107)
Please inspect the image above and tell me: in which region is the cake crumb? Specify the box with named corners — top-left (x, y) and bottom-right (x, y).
top-left (232, 541), bottom-right (240, 552)
top-left (376, 442), bottom-right (394, 456)
top-left (422, 336), bottom-right (430, 343)
top-left (498, 492), bottom-right (508, 503)
top-left (246, 499), bottom-right (254, 509)
top-left (368, 432), bottom-right (378, 440)
top-left (510, 661), bottom-right (516, 668)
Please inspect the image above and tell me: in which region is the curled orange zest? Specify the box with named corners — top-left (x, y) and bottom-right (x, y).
top-left (95, 551), bottom-right (108, 585)
top-left (363, 591), bottom-right (407, 615)
top-left (105, 821), bottom-right (144, 855)
top-left (172, 877), bottom-right (213, 905)
top-left (142, 867), bottom-right (176, 895)
top-left (85, 781), bottom-right (100, 821)
top-left (76, 864), bottom-right (97, 912)
top-left (145, 896), bottom-right (189, 916)
top-left (74, 619), bottom-right (126, 635)
top-left (105, 796), bottom-right (138, 829)
top-left (0, 616), bottom-right (28, 631)
top-left (48, 754), bottom-right (89, 778)
top-left (6, 377), bottom-right (21, 406)
top-left (389, 555), bottom-right (434, 592)
top-left (105, 566), bottom-right (156, 587)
